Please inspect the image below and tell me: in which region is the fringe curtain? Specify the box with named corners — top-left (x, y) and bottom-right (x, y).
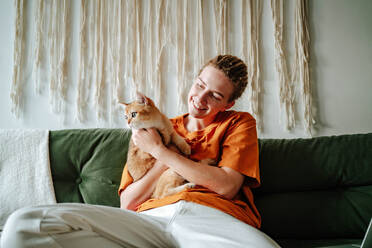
top-left (10, 0), bottom-right (313, 134)
top-left (176, 1), bottom-right (206, 113)
top-left (270, 0), bottom-right (295, 130)
top-left (242, 0), bottom-right (262, 129)
top-left (10, 0), bottom-right (208, 122)
top-left (77, 0), bottom-right (88, 122)
top-left (11, 0), bottom-right (72, 120)
top-left (292, 0), bottom-right (315, 135)
top-left (33, 0), bottom-right (44, 94)
top-left (49, 0), bottom-right (71, 119)
top-left (176, 0), bottom-right (190, 113)
top-left (214, 0), bottom-right (227, 54)
top-left (10, 0), bottom-right (25, 118)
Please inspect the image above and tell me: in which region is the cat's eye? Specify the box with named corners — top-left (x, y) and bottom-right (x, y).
top-left (131, 112), bottom-right (137, 118)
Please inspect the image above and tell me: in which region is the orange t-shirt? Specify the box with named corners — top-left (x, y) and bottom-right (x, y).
top-left (118, 110), bottom-right (261, 228)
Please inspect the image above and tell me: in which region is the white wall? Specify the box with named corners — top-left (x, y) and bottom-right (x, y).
top-left (0, 0), bottom-right (371, 139)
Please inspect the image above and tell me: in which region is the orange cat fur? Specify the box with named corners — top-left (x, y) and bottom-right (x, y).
top-left (120, 93), bottom-right (194, 199)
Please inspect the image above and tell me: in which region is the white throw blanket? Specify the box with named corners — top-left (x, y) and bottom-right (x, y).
top-left (0, 129), bottom-right (56, 230)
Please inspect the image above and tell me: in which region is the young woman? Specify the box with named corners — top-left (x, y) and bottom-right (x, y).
top-left (1, 55), bottom-right (280, 248)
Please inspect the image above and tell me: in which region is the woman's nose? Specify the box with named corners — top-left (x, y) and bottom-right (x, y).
top-left (197, 91), bottom-right (208, 104)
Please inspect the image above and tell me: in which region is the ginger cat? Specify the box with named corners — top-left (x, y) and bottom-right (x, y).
top-left (120, 93), bottom-right (195, 199)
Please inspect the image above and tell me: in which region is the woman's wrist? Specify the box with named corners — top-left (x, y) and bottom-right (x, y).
top-left (151, 144), bottom-right (168, 160)
top-left (153, 160), bottom-right (168, 175)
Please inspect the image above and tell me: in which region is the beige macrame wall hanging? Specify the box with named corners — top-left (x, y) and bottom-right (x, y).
top-left (270, 0), bottom-right (315, 135)
top-left (214, 0), bottom-right (227, 55)
top-left (292, 0), bottom-right (315, 135)
top-left (270, 0), bottom-right (295, 131)
top-left (10, 0), bottom-right (212, 124)
top-left (10, 0), bottom-right (313, 134)
top-left (11, 0), bottom-right (26, 119)
top-left (242, 0), bottom-right (262, 130)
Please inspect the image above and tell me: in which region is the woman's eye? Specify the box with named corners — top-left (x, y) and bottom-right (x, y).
top-left (196, 82), bottom-right (203, 88)
top-left (211, 94), bottom-right (221, 101)
top-left (131, 112), bottom-right (137, 118)
top-left (214, 96), bottom-right (221, 101)
top-left (124, 114), bottom-right (128, 120)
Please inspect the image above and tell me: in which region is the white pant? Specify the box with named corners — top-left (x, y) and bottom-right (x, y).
top-left (1, 201), bottom-right (280, 248)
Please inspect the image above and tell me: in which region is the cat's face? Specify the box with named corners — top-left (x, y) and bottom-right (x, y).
top-left (120, 93), bottom-right (159, 130)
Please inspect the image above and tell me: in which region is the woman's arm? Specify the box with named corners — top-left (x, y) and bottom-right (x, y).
top-left (120, 160), bottom-right (168, 210)
top-left (132, 128), bottom-right (244, 200)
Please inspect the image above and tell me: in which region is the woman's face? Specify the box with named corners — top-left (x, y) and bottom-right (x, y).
top-left (187, 65), bottom-right (235, 119)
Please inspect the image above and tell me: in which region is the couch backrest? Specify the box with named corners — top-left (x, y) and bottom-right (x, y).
top-left (254, 133), bottom-right (372, 239)
top-left (49, 129), bottom-right (372, 239)
top-left (49, 129), bottom-right (130, 207)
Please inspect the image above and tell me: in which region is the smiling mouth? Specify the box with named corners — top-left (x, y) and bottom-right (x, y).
top-left (192, 99), bottom-right (207, 111)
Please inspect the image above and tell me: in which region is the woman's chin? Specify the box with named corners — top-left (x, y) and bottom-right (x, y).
top-left (189, 110), bottom-right (208, 119)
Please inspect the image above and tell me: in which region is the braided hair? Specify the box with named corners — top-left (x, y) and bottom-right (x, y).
top-left (199, 55), bottom-right (248, 102)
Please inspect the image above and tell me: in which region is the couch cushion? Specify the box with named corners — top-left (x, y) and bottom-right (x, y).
top-left (49, 129), bottom-right (131, 207)
top-left (276, 238), bottom-right (362, 248)
top-left (254, 133), bottom-right (372, 240)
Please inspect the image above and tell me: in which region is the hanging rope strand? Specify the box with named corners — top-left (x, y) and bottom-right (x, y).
top-left (270, 0), bottom-right (295, 130)
top-left (246, 0), bottom-right (262, 130)
top-left (214, 0), bottom-right (227, 54)
top-left (48, 0), bottom-right (59, 113)
top-left (194, 0), bottom-right (205, 77)
top-left (77, 0), bottom-right (88, 122)
top-left (11, 0), bottom-right (26, 118)
top-left (292, 0), bottom-right (314, 135)
top-left (56, 0), bottom-right (70, 120)
top-left (176, 0), bottom-right (189, 113)
top-left (32, 0), bottom-right (44, 94)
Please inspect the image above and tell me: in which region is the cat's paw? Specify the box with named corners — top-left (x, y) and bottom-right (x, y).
top-left (180, 143), bottom-right (191, 156)
top-left (185, 182), bottom-right (196, 189)
top-left (162, 182), bottom-right (195, 198)
top-left (171, 132), bottom-right (191, 156)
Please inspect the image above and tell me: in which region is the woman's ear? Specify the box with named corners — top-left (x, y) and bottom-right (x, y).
top-left (224, 100), bottom-right (235, 110)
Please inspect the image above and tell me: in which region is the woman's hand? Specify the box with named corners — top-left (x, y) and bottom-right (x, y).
top-left (131, 128), bottom-right (165, 157)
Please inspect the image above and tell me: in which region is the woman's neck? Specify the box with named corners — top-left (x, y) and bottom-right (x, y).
top-left (184, 114), bottom-right (216, 132)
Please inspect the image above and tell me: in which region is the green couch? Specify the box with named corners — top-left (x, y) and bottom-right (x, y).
top-left (49, 129), bottom-right (372, 247)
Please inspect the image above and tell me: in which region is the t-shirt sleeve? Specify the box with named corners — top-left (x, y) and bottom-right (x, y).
top-left (218, 114), bottom-right (260, 188)
top-left (118, 165), bottom-right (134, 196)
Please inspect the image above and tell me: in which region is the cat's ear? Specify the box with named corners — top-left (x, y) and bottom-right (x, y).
top-left (118, 102), bottom-right (128, 109)
top-left (136, 92), bottom-right (147, 105)
top-left (136, 91), bottom-right (156, 107)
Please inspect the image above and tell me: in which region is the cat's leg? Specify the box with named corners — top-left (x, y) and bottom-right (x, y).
top-left (170, 132), bottom-right (191, 155)
top-left (152, 170), bottom-right (193, 199)
top-left (152, 170), bottom-right (174, 199)
top-left (157, 128), bottom-right (171, 145)
top-left (127, 140), bottom-right (156, 181)
top-left (127, 157), bottom-right (155, 181)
